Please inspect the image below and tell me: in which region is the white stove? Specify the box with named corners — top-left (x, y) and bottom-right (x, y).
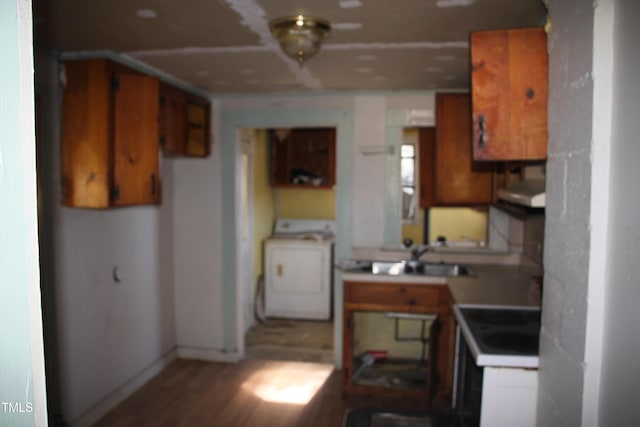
top-left (264, 219), bottom-right (335, 320)
top-left (453, 304), bottom-right (541, 427)
top-left (453, 304), bottom-right (541, 368)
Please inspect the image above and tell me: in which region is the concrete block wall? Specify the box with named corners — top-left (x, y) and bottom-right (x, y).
top-left (538, 1), bottom-right (595, 425)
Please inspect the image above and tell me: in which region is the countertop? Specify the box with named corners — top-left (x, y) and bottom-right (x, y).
top-left (447, 264), bottom-right (541, 308)
top-left (338, 262), bottom-right (541, 308)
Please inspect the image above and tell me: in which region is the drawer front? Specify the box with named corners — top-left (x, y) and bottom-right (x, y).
top-left (345, 282), bottom-right (442, 307)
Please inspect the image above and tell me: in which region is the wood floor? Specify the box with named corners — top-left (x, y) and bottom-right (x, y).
top-left (92, 321), bottom-right (444, 426)
top-left (245, 319), bottom-right (334, 364)
top-left (93, 358), bottom-right (349, 427)
top-left (94, 321), bottom-right (344, 427)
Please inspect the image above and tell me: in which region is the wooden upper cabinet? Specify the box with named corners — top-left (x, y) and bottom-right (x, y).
top-left (158, 83), bottom-right (186, 156)
top-left (270, 128), bottom-right (336, 188)
top-left (159, 83), bottom-right (210, 157)
top-left (471, 27), bottom-right (548, 161)
top-left (61, 59), bottom-right (160, 208)
top-left (113, 73), bottom-right (160, 206)
top-left (419, 93), bottom-right (493, 208)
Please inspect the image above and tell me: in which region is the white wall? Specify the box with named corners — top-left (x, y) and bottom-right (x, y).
top-left (171, 116), bottom-right (225, 358)
top-left (36, 53), bottom-right (177, 425)
top-left (599, 0), bottom-right (640, 424)
top-left (352, 96), bottom-right (387, 247)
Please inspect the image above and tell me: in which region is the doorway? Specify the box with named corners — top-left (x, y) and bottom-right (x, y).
top-left (239, 128), bottom-right (336, 365)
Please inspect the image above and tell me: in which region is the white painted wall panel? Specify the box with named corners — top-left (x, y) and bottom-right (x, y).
top-left (172, 105), bottom-right (224, 350)
top-left (54, 207), bottom-right (176, 423)
top-left (352, 96), bottom-right (387, 247)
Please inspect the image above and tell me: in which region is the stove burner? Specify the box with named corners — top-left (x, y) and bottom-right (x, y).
top-left (464, 308), bottom-right (540, 326)
top-left (481, 331), bottom-right (540, 354)
top-left (458, 307), bottom-right (541, 357)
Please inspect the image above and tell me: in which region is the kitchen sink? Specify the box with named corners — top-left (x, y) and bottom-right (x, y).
top-left (350, 260), bottom-right (474, 277)
top-left (406, 262), bottom-right (474, 277)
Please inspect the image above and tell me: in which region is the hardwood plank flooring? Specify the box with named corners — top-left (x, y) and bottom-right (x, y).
top-left (92, 359), bottom-right (348, 427)
top-left (93, 321), bottom-right (447, 426)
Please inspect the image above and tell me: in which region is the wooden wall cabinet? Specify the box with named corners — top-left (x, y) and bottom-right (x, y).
top-left (270, 128), bottom-right (336, 188)
top-left (61, 59), bottom-right (161, 208)
top-left (159, 83), bottom-right (211, 158)
top-left (342, 281), bottom-right (455, 406)
top-left (471, 27), bottom-right (548, 161)
top-left (419, 93), bottom-right (493, 208)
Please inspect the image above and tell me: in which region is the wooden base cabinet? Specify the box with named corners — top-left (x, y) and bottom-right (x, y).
top-left (342, 280), bottom-right (455, 407)
top-left (61, 59), bottom-right (161, 208)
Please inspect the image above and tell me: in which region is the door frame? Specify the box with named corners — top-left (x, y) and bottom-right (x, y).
top-left (238, 130), bottom-right (255, 346)
top-left (221, 108), bottom-right (353, 364)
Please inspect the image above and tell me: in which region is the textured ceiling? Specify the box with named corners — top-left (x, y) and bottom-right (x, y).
top-left (33, 0), bottom-right (548, 95)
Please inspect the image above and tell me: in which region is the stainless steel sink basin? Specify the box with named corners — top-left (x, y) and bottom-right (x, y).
top-left (406, 262), bottom-right (474, 277)
top-left (350, 260), bottom-right (474, 277)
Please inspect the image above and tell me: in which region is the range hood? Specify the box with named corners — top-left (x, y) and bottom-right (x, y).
top-left (497, 165), bottom-right (546, 208)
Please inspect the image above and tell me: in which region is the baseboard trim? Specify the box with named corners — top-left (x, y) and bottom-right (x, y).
top-left (70, 348), bottom-right (178, 427)
top-left (176, 346), bottom-right (240, 363)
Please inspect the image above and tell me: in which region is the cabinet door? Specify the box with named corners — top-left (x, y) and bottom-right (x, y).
top-left (270, 128), bottom-right (336, 188)
top-left (61, 59), bottom-right (112, 208)
top-left (159, 83), bottom-right (187, 156)
top-left (112, 73), bottom-right (160, 206)
top-left (185, 101), bottom-right (210, 157)
top-left (159, 84), bottom-right (210, 158)
top-left (433, 93), bottom-right (493, 205)
top-left (471, 27), bottom-right (548, 161)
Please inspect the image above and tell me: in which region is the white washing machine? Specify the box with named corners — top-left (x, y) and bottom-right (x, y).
top-left (264, 219), bottom-right (335, 320)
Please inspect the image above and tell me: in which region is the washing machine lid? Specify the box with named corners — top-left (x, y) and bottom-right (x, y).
top-left (273, 218), bottom-right (336, 238)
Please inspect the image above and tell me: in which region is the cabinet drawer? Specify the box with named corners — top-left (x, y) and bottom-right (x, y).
top-left (345, 282), bottom-right (442, 307)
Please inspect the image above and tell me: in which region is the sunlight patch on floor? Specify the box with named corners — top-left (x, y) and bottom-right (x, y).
top-left (241, 361), bottom-right (334, 405)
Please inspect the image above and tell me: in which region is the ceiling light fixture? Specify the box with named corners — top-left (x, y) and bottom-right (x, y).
top-left (269, 15), bottom-right (331, 65)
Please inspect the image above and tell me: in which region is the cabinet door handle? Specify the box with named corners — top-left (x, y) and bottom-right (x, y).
top-left (151, 174), bottom-right (157, 195)
top-left (477, 115), bottom-right (485, 148)
top-left (277, 264), bottom-right (283, 276)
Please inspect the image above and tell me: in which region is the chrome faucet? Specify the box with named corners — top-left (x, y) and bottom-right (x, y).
top-left (410, 244), bottom-right (431, 262)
